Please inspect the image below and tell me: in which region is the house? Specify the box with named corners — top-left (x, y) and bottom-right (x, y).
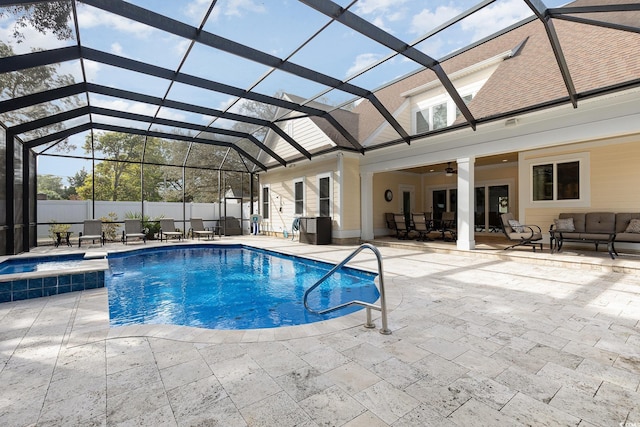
top-left (259, 3), bottom-right (640, 249)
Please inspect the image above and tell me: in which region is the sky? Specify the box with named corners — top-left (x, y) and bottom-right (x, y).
top-left (0, 0), bottom-right (568, 180)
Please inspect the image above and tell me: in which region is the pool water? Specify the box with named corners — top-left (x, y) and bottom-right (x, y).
top-left (107, 245), bottom-right (379, 330)
top-left (0, 254), bottom-right (87, 275)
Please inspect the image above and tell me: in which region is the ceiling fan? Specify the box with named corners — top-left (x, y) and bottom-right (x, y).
top-left (445, 162), bottom-right (457, 176)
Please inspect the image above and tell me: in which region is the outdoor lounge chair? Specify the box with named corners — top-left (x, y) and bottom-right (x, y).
top-left (438, 211), bottom-right (457, 241)
top-left (78, 219), bottom-right (104, 247)
top-left (122, 219), bottom-right (146, 244)
top-left (385, 213), bottom-right (397, 237)
top-left (159, 218), bottom-right (183, 242)
top-left (500, 213), bottom-right (543, 252)
top-left (189, 218), bottom-right (216, 240)
top-left (412, 212), bottom-right (434, 241)
top-left (393, 214), bottom-right (409, 239)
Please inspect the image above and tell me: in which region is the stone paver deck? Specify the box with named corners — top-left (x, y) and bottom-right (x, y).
top-left (1, 236), bottom-right (639, 426)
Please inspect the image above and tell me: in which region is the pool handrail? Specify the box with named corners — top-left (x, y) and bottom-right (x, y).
top-left (303, 243), bottom-right (391, 335)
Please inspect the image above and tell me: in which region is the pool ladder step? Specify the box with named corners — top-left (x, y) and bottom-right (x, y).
top-left (303, 243), bottom-right (390, 335)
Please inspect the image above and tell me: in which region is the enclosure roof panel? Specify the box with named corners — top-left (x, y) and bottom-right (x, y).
top-left (0, 0), bottom-right (638, 172)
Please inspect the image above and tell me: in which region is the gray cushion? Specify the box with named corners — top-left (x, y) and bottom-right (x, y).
top-left (508, 219), bottom-right (524, 233)
top-left (616, 232), bottom-right (640, 243)
top-left (625, 218), bottom-right (640, 233)
top-left (615, 213), bottom-right (640, 233)
top-left (559, 213), bottom-right (585, 233)
top-left (554, 218), bottom-right (575, 232)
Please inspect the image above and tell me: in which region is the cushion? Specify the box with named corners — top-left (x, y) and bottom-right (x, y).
top-left (554, 217), bottom-right (575, 232)
top-left (508, 219), bottom-right (525, 233)
top-left (625, 218), bottom-right (640, 233)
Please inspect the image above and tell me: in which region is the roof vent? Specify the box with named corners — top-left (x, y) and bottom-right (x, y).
top-left (505, 118), bottom-right (519, 127)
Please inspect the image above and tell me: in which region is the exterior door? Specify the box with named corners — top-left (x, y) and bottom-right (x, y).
top-left (403, 191), bottom-right (411, 224)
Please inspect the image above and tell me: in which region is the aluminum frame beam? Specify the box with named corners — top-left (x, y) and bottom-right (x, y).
top-left (81, 0), bottom-right (402, 146)
top-left (299, 0), bottom-right (477, 132)
top-left (524, 0), bottom-right (578, 108)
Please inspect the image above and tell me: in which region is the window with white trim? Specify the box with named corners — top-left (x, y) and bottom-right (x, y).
top-left (318, 174), bottom-right (331, 217)
top-left (532, 160), bottom-right (580, 201)
top-left (294, 178), bottom-right (304, 215)
top-left (414, 93), bottom-right (474, 133)
top-left (262, 187), bottom-right (270, 219)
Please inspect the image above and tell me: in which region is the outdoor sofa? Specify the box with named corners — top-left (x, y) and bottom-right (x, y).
top-left (550, 212), bottom-right (640, 259)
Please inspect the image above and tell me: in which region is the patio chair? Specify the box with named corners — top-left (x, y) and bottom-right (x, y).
top-left (412, 212), bottom-right (434, 241)
top-left (78, 219), bottom-right (104, 247)
top-left (438, 211), bottom-right (457, 242)
top-left (189, 218), bottom-right (216, 240)
top-left (159, 218), bottom-right (183, 242)
top-left (385, 213), bottom-right (397, 237)
top-left (122, 219), bottom-right (146, 244)
top-left (393, 214), bottom-right (409, 240)
top-left (500, 213), bottom-right (543, 252)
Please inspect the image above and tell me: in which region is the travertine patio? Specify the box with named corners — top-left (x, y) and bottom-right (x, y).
top-left (1, 236), bottom-right (639, 426)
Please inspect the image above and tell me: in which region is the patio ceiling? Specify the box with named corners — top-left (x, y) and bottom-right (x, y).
top-left (1, 0), bottom-right (639, 173)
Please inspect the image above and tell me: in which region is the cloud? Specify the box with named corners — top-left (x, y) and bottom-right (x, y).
top-left (204, 0), bottom-right (267, 21)
top-left (461, 0), bottom-right (532, 41)
top-left (355, 0), bottom-right (408, 15)
top-left (227, 0), bottom-right (266, 16)
top-left (353, 0), bottom-right (409, 35)
top-left (409, 5), bottom-right (462, 35)
top-left (183, 0), bottom-right (211, 20)
top-left (346, 53), bottom-right (383, 77)
top-left (91, 98), bottom-right (186, 122)
top-left (110, 42), bottom-right (123, 56)
top-left (76, 6), bottom-right (155, 38)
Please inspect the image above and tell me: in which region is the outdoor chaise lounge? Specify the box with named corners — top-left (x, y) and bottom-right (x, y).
top-left (122, 219), bottom-right (146, 244)
top-left (189, 218), bottom-right (216, 240)
top-left (438, 211), bottom-right (457, 242)
top-left (500, 213), bottom-right (543, 252)
top-left (159, 218), bottom-right (183, 242)
top-left (78, 219), bottom-right (104, 247)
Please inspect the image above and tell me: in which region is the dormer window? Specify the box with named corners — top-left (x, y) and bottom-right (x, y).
top-left (414, 93), bottom-right (473, 134)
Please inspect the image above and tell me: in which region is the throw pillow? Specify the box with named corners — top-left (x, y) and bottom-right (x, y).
top-left (554, 218), bottom-right (575, 232)
top-left (625, 218), bottom-right (640, 233)
top-left (508, 219), bottom-right (525, 233)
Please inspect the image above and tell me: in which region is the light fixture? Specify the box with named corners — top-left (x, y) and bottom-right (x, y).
top-left (505, 118), bottom-right (518, 126)
top-left (445, 162), bottom-right (457, 176)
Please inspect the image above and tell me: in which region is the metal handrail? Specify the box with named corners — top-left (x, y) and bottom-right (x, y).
top-left (303, 243), bottom-right (391, 335)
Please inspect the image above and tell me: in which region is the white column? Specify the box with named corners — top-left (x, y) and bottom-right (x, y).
top-left (456, 157), bottom-right (475, 250)
top-left (360, 171), bottom-right (374, 241)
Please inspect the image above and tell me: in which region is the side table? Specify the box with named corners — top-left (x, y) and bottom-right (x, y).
top-left (55, 231), bottom-right (73, 247)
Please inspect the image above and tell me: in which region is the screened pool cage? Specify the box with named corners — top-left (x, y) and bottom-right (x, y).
top-left (1, 0), bottom-right (638, 255)
top-left (1, 127), bottom-right (260, 255)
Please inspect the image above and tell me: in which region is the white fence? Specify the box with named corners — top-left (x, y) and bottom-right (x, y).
top-left (37, 199), bottom-right (253, 239)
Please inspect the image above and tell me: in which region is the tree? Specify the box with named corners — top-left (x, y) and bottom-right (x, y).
top-left (0, 42), bottom-right (80, 150)
top-left (37, 174), bottom-right (65, 200)
top-left (63, 168), bottom-right (88, 199)
top-left (76, 132), bottom-right (168, 201)
top-left (0, 2), bottom-right (73, 42)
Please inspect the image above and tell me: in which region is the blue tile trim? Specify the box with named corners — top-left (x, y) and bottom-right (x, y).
top-left (1, 271), bottom-right (105, 302)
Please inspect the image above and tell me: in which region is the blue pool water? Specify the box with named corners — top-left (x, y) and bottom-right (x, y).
top-left (107, 245), bottom-right (379, 330)
top-left (0, 254), bottom-right (87, 275)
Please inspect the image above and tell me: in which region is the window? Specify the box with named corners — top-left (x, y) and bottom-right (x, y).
top-left (294, 179), bottom-right (304, 215)
top-left (415, 93), bottom-right (474, 133)
top-left (318, 175), bottom-right (330, 217)
top-left (262, 187), bottom-right (269, 219)
top-left (532, 161), bottom-right (580, 201)
top-left (415, 101), bottom-right (447, 132)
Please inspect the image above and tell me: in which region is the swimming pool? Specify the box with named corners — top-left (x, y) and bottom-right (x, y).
top-left (107, 245), bottom-right (379, 330)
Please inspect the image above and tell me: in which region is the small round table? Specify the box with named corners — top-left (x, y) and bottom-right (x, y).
top-left (55, 231), bottom-right (73, 247)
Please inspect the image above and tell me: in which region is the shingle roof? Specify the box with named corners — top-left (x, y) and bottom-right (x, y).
top-left (351, 0), bottom-right (640, 143)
